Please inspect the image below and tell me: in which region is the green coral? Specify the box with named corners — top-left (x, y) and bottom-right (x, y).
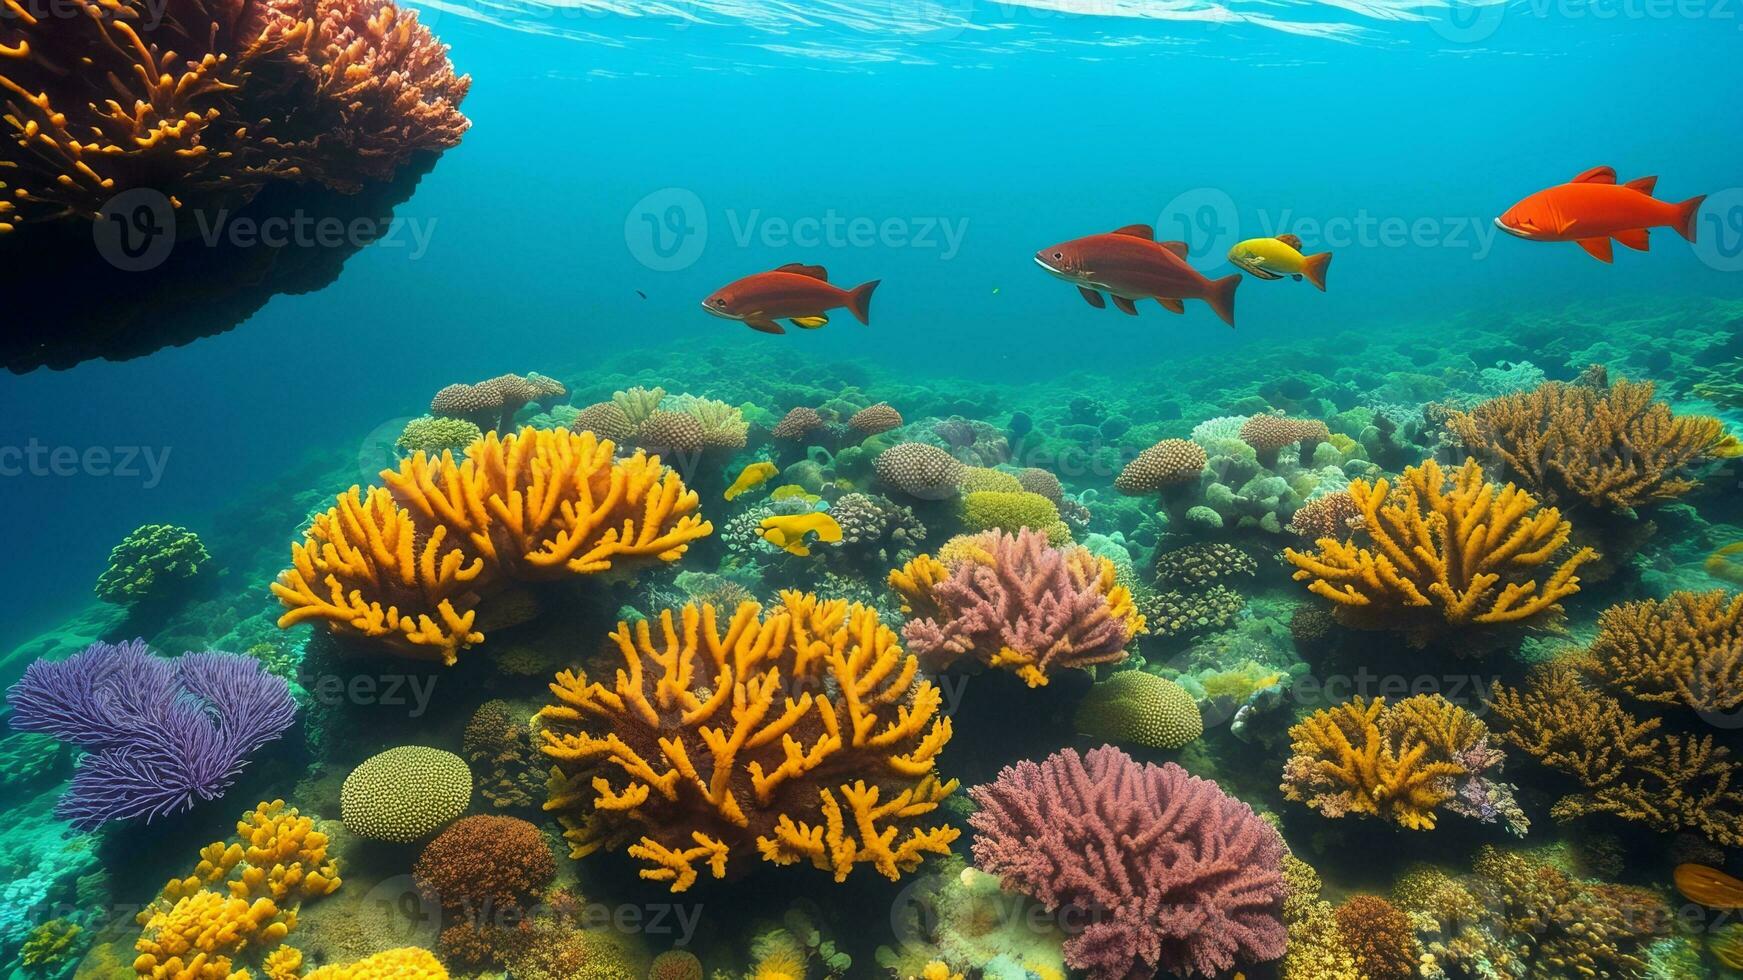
top-left (395, 415), bottom-right (483, 457)
top-left (21, 918), bottom-right (84, 971)
top-left (666, 393), bottom-right (749, 449)
top-left (93, 523), bottom-right (210, 605)
top-left (959, 490), bottom-right (1069, 544)
top-left (958, 467), bottom-right (1024, 494)
top-left (1197, 661), bottom-right (1283, 704)
top-left (1074, 670), bottom-right (1203, 749)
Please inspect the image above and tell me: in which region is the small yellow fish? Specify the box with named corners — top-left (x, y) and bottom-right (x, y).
top-left (759, 512), bottom-right (842, 556)
top-left (724, 461), bottom-right (779, 501)
top-left (1227, 234), bottom-right (1332, 291)
top-left (1714, 433), bottom-right (1743, 458)
top-left (769, 484), bottom-right (822, 506)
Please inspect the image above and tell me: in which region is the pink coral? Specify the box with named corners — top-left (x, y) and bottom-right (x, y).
top-left (969, 746), bottom-right (1287, 980)
top-left (898, 529), bottom-right (1142, 685)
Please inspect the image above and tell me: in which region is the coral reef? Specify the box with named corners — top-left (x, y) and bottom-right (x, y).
top-left (340, 746), bottom-right (472, 842)
top-left (273, 428), bottom-right (712, 663)
top-left (1448, 378), bottom-right (1728, 513)
top-left (6, 640), bottom-right (295, 830)
top-left (95, 525), bottom-right (212, 605)
top-left (890, 528), bottom-right (1144, 687)
top-left (1470, 845), bottom-right (1668, 979)
top-left (539, 592), bottom-right (959, 891)
top-left (969, 745), bottom-right (1286, 980)
top-left (1331, 896), bottom-right (1417, 980)
top-left (1584, 590), bottom-right (1743, 715)
top-left (1284, 458), bottom-right (1596, 640)
top-left (1074, 670), bottom-right (1204, 749)
top-left (303, 947), bottom-right (448, 979)
top-left (461, 700), bottom-right (544, 810)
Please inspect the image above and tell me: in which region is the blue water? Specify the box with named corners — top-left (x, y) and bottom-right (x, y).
top-left (2, 1), bottom-right (1740, 654)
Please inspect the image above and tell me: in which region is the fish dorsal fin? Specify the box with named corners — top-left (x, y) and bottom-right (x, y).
top-left (1571, 166), bottom-right (1617, 185)
top-left (1624, 175), bottom-right (1658, 196)
top-left (1158, 240), bottom-right (1189, 258)
top-left (1112, 224), bottom-right (1155, 240)
top-left (1276, 234), bottom-right (1303, 250)
top-left (775, 262), bottom-right (829, 281)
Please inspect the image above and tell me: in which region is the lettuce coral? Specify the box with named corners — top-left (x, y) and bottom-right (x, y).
top-left (273, 427), bottom-right (712, 663)
top-left (890, 528), bottom-right (1144, 687)
top-left (1283, 458), bottom-right (1596, 640)
top-left (538, 592), bottom-right (959, 891)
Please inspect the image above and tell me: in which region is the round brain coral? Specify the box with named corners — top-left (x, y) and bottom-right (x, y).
top-left (1116, 439), bottom-right (1207, 495)
top-left (570, 402), bottom-right (636, 443)
top-left (876, 443), bottom-right (968, 501)
top-left (849, 403), bottom-right (904, 435)
top-left (648, 949), bottom-right (704, 980)
top-left (772, 407), bottom-right (825, 441)
top-left (635, 410), bottom-right (707, 457)
top-left (1074, 671), bottom-right (1204, 749)
top-left (969, 746), bottom-right (1287, 980)
top-left (1015, 467), bottom-right (1065, 504)
top-left (413, 815), bottom-right (555, 915)
top-left (1333, 896), bottom-right (1419, 980)
top-left (539, 592), bottom-right (960, 892)
top-left (94, 524), bottom-right (211, 605)
top-left (341, 747), bottom-right (472, 843)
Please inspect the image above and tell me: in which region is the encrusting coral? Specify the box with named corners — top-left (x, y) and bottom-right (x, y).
top-left (1283, 457), bottom-right (1596, 639)
top-left (1282, 695), bottom-right (1527, 833)
top-left (969, 745), bottom-right (1287, 980)
top-left (0, 0), bottom-right (469, 229)
top-left (538, 591), bottom-right (959, 891)
top-left (1448, 378), bottom-right (1728, 513)
top-left (889, 528), bottom-right (1144, 687)
top-left (273, 428), bottom-right (712, 663)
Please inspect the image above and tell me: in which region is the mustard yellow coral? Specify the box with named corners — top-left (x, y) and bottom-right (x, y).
top-left (1281, 697), bottom-right (1469, 831)
top-left (1585, 590), bottom-right (1743, 715)
top-left (133, 892), bottom-right (287, 980)
top-left (274, 428), bottom-right (712, 663)
top-left (303, 948), bottom-right (448, 979)
top-left (1283, 458), bottom-right (1595, 635)
top-left (539, 592), bottom-right (959, 891)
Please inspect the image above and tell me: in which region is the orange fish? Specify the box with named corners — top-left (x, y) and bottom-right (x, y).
top-left (1036, 224), bottom-right (1240, 327)
top-left (702, 263), bottom-right (879, 335)
top-left (1496, 166), bottom-right (1706, 263)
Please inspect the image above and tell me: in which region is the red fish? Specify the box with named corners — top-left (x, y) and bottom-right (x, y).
top-left (1035, 224), bottom-right (1241, 327)
top-left (1496, 166), bottom-right (1707, 263)
top-left (702, 263), bottom-right (880, 335)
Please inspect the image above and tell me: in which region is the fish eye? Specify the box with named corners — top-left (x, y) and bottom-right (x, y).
top-left (1052, 252), bottom-right (1063, 260)
top-left (714, 298), bottom-right (726, 306)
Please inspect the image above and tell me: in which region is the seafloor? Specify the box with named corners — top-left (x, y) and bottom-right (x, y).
top-left (4, 295), bottom-right (1743, 980)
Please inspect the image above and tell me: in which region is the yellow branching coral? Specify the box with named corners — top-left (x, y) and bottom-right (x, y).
top-left (1281, 697), bottom-right (1467, 830)
top-left (538, 592), bottom-right (959, 891)
top-left (135, 801), bottom-right (341, 980)
top-left (1449, 378), bottom-right (1728, 512)
top-left (1283, 458), bottom-right (1596, 636)
top-left (1490, 661), bottom-right (1743, 846)
top-left (274, 428), bottom-right (712, 663)
top-left (1586, 590), bottom-right (1743, 715)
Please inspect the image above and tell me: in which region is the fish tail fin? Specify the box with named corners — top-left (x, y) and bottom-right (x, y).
top-left (1673, 195), bottom-right (1706, 242)
top-left (847, 280), bottom-right (880, 325)
top-left (1301, 251), bottom-right (1332, 292)
top-left (1206, 274), bottom-right (1239, 328)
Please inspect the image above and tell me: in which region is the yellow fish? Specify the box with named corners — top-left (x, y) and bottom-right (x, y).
top-left (759, 512), bottom-right (842, 556)
top-left (1714, 433), bottom-right (1743, 458)
top-left (724, 461), bottom-right (779, 501)
top-left (1227, 234), bottom-right (1332, 291)
top-left (769, 484), bottom-right (822, 505)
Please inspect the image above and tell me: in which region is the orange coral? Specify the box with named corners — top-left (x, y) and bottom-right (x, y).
top-left (0, 0), bottom-right (469, 229)
top-left (273, 428), bottom-right (712, 663)
top-left (1585, 590), bottom-right (1743, 715)
top-left (1332, 896), bottom-right (1418, 980)
top-left (1448, 379), bottom-right (1728, 513)
top-left (538, 592), bottom-right (959, 891)
top-left (1281, 697), bottom-right (1467, 831)
top-left (1283, 458), bottom-right (1596, 637)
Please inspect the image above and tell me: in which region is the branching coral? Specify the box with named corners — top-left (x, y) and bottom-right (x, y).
top-left (1283, 458), bottom-right (1596, 637)
top-left (889, 528), bottom-right (1144, 687)
top-left (969, 745), bottom-right (1287, 980)
top-left (1585, 590), bottom-right (1743, 715)
top-left (538, 592), bottom-right (959, 891)
top-left (1282, 695), bottom-right (1526, 833)
top-left (1448, 379), bottom-right (1728, 513)
top-left (1489, 660), bottom-right (1743, 845)
top-left (1470, 845), bottom-right (1668, 980)
top-left (0, 0), bottom-right (469, 229)
top-left (273, 428), bottom-right (712, 663)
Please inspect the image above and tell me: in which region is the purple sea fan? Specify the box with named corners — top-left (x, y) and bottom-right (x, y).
top-left (6, 639), bottom-right (296, 830)
top-left (969, 745), bottom-right (1287, 980)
